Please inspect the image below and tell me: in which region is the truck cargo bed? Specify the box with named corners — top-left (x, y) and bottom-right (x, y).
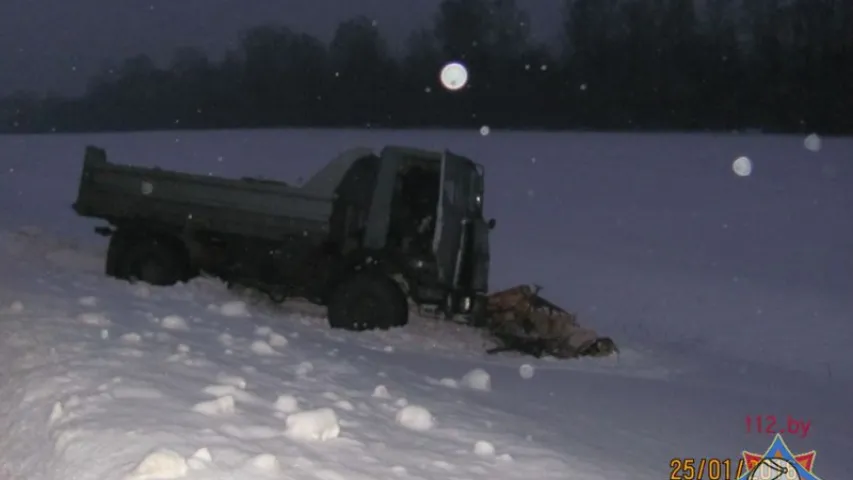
top-left (72, 147), bottom-right (333, 241)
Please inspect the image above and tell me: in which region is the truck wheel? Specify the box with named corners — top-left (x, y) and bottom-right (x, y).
top-left (116, 235), bottom-right (191, 286)
top-left (105, 230), bottom-right (132, 278)
top-left (327, 274), bottom-right (408, 331)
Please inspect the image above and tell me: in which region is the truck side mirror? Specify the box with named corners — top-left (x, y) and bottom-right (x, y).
top-left (488, 218), bottom-right (496, 230)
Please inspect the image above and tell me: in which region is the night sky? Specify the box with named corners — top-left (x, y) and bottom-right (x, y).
top-left (1, 0), bottom-right (561, 96)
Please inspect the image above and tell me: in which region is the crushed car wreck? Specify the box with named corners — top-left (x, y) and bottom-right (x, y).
top-left (484, 284), bottom-right (617, 359)
top-left (71, 144), bottom-right (616, 359)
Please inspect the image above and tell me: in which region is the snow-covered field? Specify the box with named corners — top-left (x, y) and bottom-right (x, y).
top-left (0, 129), bottom-right (850, 479)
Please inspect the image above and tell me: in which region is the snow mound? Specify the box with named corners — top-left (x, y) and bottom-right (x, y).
top-left (295, 361), bottom-right (313, 376)
top-left (217, 332), bottom-right (233, 346)
top-left (191, 395), bottom-right (235, 416)
top-left (245, 453), bottom-right (282, 473)
top-left (186, 448), bottom-right (212, 470)
top-left (268, 332), bottom-right (288, 347)
top-left (461, 368), bottom-right (492, 391)
top-left (131, 284), bottom-right (151, 298)
top-left (119, 332), bottom-right (142, 344)
top-left (284, 407), bottom-right (340, 441)
top-left (48, 401), bottom-right (64, 425)
top-left (372, 384), bottom-right (391, 398)
top-left (3, 300), bottom-right (24, 313)
top-left (202, 384), bottom-right (237, 397)
top-left (438, 377), bottom-right (459, 388)
top-left (274, 394), bottom-right (299, 413)
top-left (474, 440), bottom-right (496, 456)
top-left (395, 405), bottom-right (435, 431)
top-left (218, 300), bottom-right (250, 317)
top-left (160, 314), bottom-right (189, 331)
top-left (126, 449), bottom-right (188, 479)
top-left (250, 339), bottom-right (279, 356)
top-left (77, 312), bottom-right (111, 327)
top-left (215, 373), bottom-right (246, 389)
top-left (78, 296), bottom-right (98, 307)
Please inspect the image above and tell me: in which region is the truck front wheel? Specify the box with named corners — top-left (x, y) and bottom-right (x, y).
top-left (327, 274), bottom-right (408, 331)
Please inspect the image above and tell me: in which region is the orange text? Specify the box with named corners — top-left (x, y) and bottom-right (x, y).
top-left (669, 457), bottom-right (747, 480)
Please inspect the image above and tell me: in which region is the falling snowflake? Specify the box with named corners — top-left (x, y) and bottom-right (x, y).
top-left (479, 126), bottom-right (490, 136)
top-left (803, 133), bottom-right (822, 152)
top-left (439, 62), bottom-right (468, 91)
top-left (732, 156), bottom-right (752, 177)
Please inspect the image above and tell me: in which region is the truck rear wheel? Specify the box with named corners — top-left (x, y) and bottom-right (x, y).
top-left (108, 232), bottom-right (192, 286)
top-left (327, 274), bottom-right (408, 331)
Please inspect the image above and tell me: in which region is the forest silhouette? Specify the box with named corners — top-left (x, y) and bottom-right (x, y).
top-left (1, 0), bottom-right (851, 134)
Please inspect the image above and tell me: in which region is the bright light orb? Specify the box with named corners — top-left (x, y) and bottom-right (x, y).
top-left (440, 62), bottom-right (468, 91)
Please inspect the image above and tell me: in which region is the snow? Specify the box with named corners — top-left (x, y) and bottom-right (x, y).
top-left (191, 395), bottom-right (236, 416)
top-left (217, 300), bottom-right (250, 317)
top-left (0, 129), bottom-right (851, 479)
top-left (268, 332), bottom-right (288, 347)
top-left (372, 385), bottom-right (392, 398)
top-left (473, 440), bottom-right (497, 456)
top-left (127, 449), bottom-right (189, 479)
top-left (395, 405), bottom-right (435, 431)
top-left (284, 408), bottom-right (341, 441)
top-left (249, 339), bottom-right (279, 356)
top-left (161, 314), bottom-right (190, 331)
top-left (460, 368), bottom-right (492, 391)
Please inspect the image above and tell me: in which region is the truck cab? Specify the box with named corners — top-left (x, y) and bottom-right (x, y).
top-left (325, 146), bottom-right (493, 328)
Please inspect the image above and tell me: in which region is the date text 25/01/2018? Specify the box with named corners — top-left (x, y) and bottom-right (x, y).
top-left (670, 458), bottom-right (747, 480)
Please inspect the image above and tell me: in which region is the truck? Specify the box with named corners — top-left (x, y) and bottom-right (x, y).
top-left (72, 145), bottom-right (496, 331)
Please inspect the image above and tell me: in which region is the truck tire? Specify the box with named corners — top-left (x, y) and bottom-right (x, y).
top-left (110, 233), bottom-right (192, 286)
top-left (327, 274), bottom-right (408, 331)
top-left (105, 230), bottom-right (132, 278)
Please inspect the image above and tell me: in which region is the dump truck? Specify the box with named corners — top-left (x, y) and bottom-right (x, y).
top-left (72, 145), bottom-right (616, 358)
top-left (72, 145), bottom-right (495, 331)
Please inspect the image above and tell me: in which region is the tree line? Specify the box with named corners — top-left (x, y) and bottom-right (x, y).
top-left (1, 0), bottom-right (851, 134)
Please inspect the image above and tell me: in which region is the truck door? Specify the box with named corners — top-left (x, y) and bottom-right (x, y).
top-left (432, 151), bottom-right (472, 287)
